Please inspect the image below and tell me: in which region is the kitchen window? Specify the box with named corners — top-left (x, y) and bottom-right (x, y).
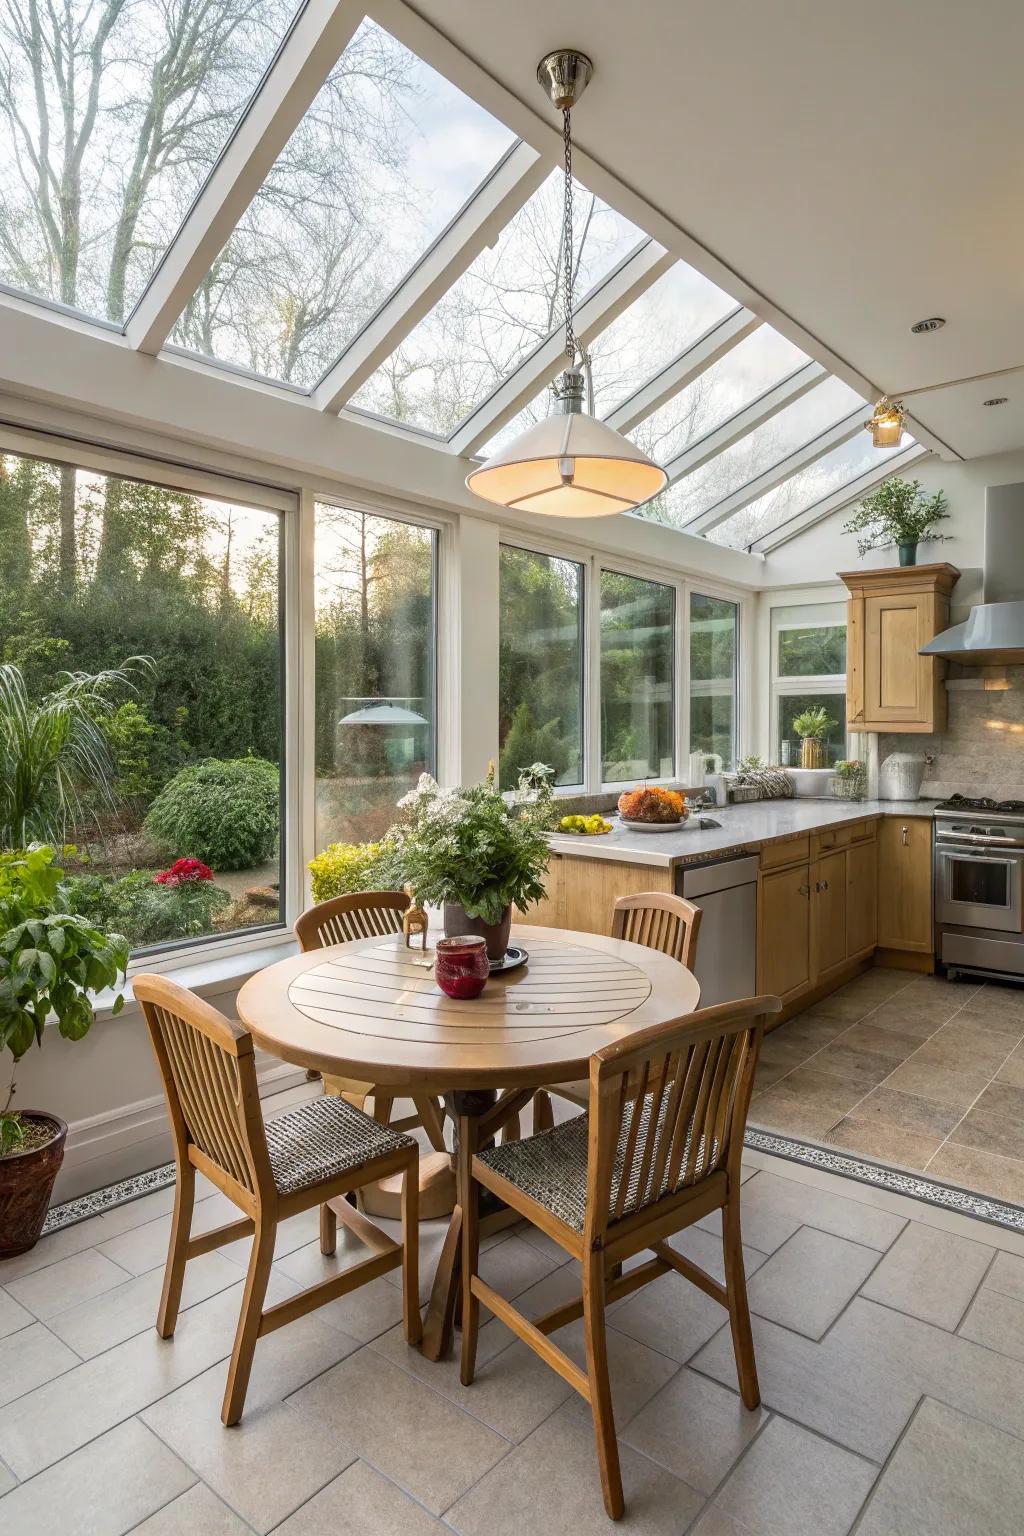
top-left (772, 605), bottom-right (848, 767)
top-left (689, 592), bottom-right (739, 769)
top-left (498, 544), bottom-right (585, 791)
top-left (600, 570), bottom-right (675, 784)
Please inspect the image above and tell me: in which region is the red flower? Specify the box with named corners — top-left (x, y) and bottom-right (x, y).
top-left (155, 858), bottom-right (215, 886)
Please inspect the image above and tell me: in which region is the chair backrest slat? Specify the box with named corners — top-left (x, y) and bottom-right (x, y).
top-left (611, 890), bottom-right (701, 972)
top-left (295, 890), bottom-right (411, 954)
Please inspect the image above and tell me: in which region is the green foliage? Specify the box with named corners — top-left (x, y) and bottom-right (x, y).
top-left (498, 703), bottom-right (572, 790)
top-left (791, 705), bottom-right (837, 740)
top-left (498, 548), bottom-right (582, 791)
top-left (59, 868), bottom-right (231, 949)
top-left (307, 840), bottom-right (396, 904)
top-left (843, 478), bottom-right (950, 556)
top-left (385, 771), bottom-right (552, 924)
top-left (145, 757), bottom-right (279, 871)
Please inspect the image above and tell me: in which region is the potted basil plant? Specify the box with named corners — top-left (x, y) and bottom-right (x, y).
top-left (387, 765), bottom-right (553, 962)
top-left (0, 845), bottom-right (129, 1256)
top-left (843, 476), bottom-right (949, 566)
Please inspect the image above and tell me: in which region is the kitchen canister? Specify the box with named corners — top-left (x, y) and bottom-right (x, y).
top-left (878, 751), bottom-right (929, 801)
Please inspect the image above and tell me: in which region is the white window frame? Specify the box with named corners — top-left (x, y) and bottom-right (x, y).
top-left (685, 582), bottom-right (745, 776)
top-left (770, 604), bottom-right (848, 766)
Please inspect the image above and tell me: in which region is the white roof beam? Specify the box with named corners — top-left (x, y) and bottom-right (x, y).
top-left (126, 0), bottom-right (364, 356)
top-left (663, 361), bottom-right (828, 481)
top-left (314, 140), bottom-right (546, 413)
top-left (450, 240), bottom-right (674, 458)
top-left (603, 308), bottom-right (761, 436)
top-left (681, 409), bottom-right (865, 536)
top-left (753, 444), bottom-right (931, 553)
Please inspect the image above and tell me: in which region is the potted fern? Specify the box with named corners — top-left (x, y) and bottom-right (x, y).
top-left (843, 477), bottom-right (949, 566)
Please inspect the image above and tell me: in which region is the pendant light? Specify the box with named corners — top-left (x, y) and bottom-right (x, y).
top-left (465, 50), bottom-right (668, 518)
top-left (864, 395), bottom-right (906, 448)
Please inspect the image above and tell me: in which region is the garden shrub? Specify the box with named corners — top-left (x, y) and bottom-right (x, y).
top-left (144, 756), bottom-right (279, 870)
top-left (60, 865), bottom-right (230, 948)
top-left (308, 840), bottom-right (395, 904)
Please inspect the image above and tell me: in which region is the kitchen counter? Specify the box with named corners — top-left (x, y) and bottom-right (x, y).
top-left (545, 799), bottom-right (937, 870)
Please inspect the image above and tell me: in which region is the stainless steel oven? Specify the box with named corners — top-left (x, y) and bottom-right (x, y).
top-left (934, 800), bottom-right (1024, 981)
top-left (935, 844), bottom-right (1024, 932)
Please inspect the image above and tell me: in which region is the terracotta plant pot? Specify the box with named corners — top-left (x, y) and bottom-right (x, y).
top-left (0, 1111), bottom-right (68, 1258)
top-left (442, 902), bottom-right (512, 963)
top-left (800, 736), bottom-right (825, 769)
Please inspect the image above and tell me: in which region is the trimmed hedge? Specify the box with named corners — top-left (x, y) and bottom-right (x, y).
top-left (144, 757), bottom-right (279, 871)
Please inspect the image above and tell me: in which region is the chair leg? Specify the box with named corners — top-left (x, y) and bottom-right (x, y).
top-left (533, 1090), bottom-right (554, 1133)
top-left (320, 1200), bottom-right (337, 1256)
top-left (722, 1195), bottom-right (760, 1410)
top-left (373, 1092), bottom-right (394, 1126)
top-left (583, 1250), bottom-right (624, 1520)
top-left (459, 1114), bottom-right (481, 1386)
top-left (222, 1218), bottom-right (276, 1427)
top-left (156, 1160), bottom-right (195, 1339)
top-left (401, 1154), bottom-right (422, 1347)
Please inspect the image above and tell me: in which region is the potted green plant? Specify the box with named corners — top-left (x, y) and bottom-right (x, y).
top-left (0, 845), bottom-right (129, 1256)
top-left (843, 477), bottom-right (950, 566)
top-left (386, 766), bottom-right (553, 961)
top-left (791, 705), bottom-right (837, 770)
top-left (831, 759), bottom-right (867, 800)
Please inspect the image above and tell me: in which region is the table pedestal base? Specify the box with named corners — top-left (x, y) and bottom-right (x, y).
top-left (360, 1150), bottom-right (456, 1222)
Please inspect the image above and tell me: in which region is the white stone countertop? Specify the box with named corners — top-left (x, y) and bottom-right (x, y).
top-left (545, 798), bottom-right (938, 870)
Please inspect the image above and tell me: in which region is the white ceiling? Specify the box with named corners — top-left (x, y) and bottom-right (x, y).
top-left (415, 0), bottom-right (1024, 460)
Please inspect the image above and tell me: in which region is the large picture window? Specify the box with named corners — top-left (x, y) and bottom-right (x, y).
top-left (689, 593), bottom-right (739, 769)
top-left (600, 571), bottom-right (675, 783)
top-left (772, 608), bottom-right (847, 767)
top-left (498, 546), bottom-right (584, 790)
top-left (314, 505), bottom-right (437, 848)
top-left (0, 448), bottom-right (284, 952)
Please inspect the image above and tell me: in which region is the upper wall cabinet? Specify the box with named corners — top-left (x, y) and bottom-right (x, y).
top-left (839, 563), bottom-right (960, 734)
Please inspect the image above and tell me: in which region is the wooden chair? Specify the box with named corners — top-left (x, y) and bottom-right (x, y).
top-left (294, 892), bottom-right (447, 1156)
top-left (533, 891), bottom-right (702, 1128)
top-left (459, 994), bottom-right (781, 1520)
top-left (135, 974), bottom-right (421, 1427)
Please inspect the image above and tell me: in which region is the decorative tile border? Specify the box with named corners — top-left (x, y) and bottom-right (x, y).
top-left (745, 1125), bottom-right (1024, 1235)
top-left (43, 1163), bottom-right (177, 1234)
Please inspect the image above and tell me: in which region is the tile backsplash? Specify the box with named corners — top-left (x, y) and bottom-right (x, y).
top-left (880, 665), bottom-right (1024, 800)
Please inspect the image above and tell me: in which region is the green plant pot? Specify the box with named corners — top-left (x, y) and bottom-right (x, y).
top-left (898, 542), bottom-right (918, 566)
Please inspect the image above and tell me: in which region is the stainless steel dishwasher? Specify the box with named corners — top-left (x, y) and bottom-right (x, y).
top-left (675, 854), bottom-right (759, 1006)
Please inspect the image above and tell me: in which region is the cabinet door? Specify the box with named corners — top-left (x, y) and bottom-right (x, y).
top-left (757, 863), bottom-right (812, 1001)
top-left (877, 817), bottom-right (933, 951)
top-left (846, 838), bottom-right (878, 957)
top-left (811, 849), bottom-right (848, 980)
top-left (863, 593), bottom-right (936, 729)
top-left (518, 853), bottom-right (566, 929)
top-left (562, 858), bottom-right (673, 936)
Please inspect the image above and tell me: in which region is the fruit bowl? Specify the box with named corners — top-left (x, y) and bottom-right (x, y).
top-left (616, 786), bottom-right (688, 825)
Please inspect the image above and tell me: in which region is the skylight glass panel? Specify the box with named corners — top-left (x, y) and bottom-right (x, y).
top-left (0, 0), bottom-right (302, 323)
top-left (627, 327), bottom-right (809, 468)
top-left (642, 375), bottom-right (864, 529)
top-left (170, 19), bottom-right (515, 387)
top-left (351, 169), bottom-right (643, 433)
top-left (705, 432), bottom-right (915, 549)
top-left (583, 264), bottom-right (737, 418)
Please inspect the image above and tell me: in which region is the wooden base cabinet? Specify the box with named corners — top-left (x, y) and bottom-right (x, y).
top-left (518, 853), bottom-right (672, 937)
top-left (877, 816), bottom-right (933, 953)
top-left (758, 863), bottom-right (812, 1003)
top-left (846, 837), bottom-right (879, 957)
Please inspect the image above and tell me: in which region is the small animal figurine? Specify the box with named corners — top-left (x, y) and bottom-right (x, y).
top-left (402, 884), bottom-right (428, 950)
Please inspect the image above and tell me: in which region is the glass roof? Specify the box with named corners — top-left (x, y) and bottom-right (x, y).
top-left (0, 0), bottom-right (301, 324)
top-left (170, 18), bottom-right (515, 387)
top-left (349, 169), bottom-right (642, 434)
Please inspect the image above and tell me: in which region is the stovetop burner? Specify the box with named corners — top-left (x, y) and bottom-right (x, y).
top-left (937, 794), bottom-right (1024, 814)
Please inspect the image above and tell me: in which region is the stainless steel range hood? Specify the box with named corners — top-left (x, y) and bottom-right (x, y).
top-left (920, 486), bottom-right (1024, 663)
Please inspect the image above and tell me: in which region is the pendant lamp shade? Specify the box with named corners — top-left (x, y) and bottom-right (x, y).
top-left (466, 407), bottom-right (668, 517)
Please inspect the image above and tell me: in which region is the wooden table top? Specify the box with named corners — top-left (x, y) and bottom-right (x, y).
top-left (236, 926), bottom-right (700, 1093)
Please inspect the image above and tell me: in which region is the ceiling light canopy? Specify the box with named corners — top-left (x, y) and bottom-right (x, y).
top-left (465, 49), bottom-right (667, 519)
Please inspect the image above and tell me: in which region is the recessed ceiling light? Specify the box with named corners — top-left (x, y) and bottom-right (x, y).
top-left (910, 317), bottom-right (946, 334)
top-left (983, 397), bottom-right (1008, 406)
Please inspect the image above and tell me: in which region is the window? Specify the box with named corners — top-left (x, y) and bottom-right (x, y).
top-left (0, 447), bottom-right (284, 953)
top-left (0, 0), bottom-right (302, 324)
top-left (314, 505), bottom-right (437, 847)
top-left (499, 546), bottom-right (584, 790)
top-left (689, 593), bottom-right (738, 769)
top-left (772, 606), bottom-right (847, 767)
top-left (600, 572), bottom-right (675, 783)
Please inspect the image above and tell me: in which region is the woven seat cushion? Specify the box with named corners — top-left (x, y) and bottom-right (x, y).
top-left (265, 1096), bottom-right (416, 1196)
top-left (477, 1095), bottom-right (718, 1232)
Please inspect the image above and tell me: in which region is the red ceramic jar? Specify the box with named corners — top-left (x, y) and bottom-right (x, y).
top-left (435, 935), bottom-right (489, 1000)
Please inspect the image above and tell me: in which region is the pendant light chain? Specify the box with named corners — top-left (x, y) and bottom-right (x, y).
top-left (562, 106), bottom-right (577, 365)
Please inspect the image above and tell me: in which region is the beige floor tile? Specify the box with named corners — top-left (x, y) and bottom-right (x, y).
top-left (0, 1457), bottom-right (14, 1497)
top-left (607, 1267), bottom-right (732, 1364)
top-left (514, 1221), bottom-right (572, 1265)
top-left (823, 1116), bottom-right (944, 1170)
top-left (6, 1247), bottom-right (131, 1320)
top-left (0, 1211), bottom-right (120, 1282)
top-left (559, 1320), bottom-right (681, 1425)
top-left (912, 1025), bottom-right (1015, 1079)
top-left (273, 1459), bottom-right (447, 1534)
top-left (714, 1416), bottom-right (875, 1536)
top-left (93, 1186), bottom-right (178, 1238)
top-left (926, 1141), bottom-right (1024, 1203)
top-left (856, 1396), bottom-right (1024, 1536)
top-left (752, 1058), bottom-right (799, 1091)
top-left (97, 1214), bottom-right (177, 1277)
top-left (621, 1366), bottom-right (766, 1493)
top-left (971, 984), bottom-right (1024, 1019)
top-left (699, 1170), bottom-right (906, 1255)
top-left (758, 1036), bottom-right (814, 1074)
top-left (763, 1066), bottom-right (868, 1117)
top-left (0, 1418), bottom-right (194, 1536)
top-left (996, 1043), bottom-right (1024, 1087)
top-left (667, 1223), bottom-right (769, 1287)
top-left (289, 1347), bottom-right (509, 1516)
top-left (959, 1288), bottom-right (1024, 1362)
top-left (767, 1013), bottom-right (850, 1052)
top-left (883, 1057), bottom-right (991, 1110)
top-left (0, 1322), bottom-right (78, 1409)
top-left (689, 1511), bottom-right (750, 1536)
top-left (862, 998), bottom-right (951, 1039)
top-left (804, 1041), bottom-right (895, 1091)
top-left (850, 1085), bottom-right (963, 1138)
top-left (747, 1226), bottom-right (880, 1339)
top-left (445, 1399), bottom-right (704, 1535)
top-left (837, 1020), bottom-right (925, 1062)
top-left (861, 1222), bottom-right (994, 1330)
top-left (473, 1232), bottom-right (560, 1302)
top-left (972, 1078), bottom-right (1024, 1121)
top-left (987, 1250), bottom-right (1024, 1302)
top-left (748, 1092), bottom-right (843, 1140)
top-left (130, 1481), bottom-right (252, 1535)
top-left (948, 1104), bottom-right (1024, 1161)
top-left (142, 1364), bottom-right (354, 1534)
top-left (45, 1252), bottom-right (243, 1359)
top-left (217, 1205), bottom-right (322, 1268)
top-left (0, 1287), bottom-right (33, 1340)
top-left (898, 974), bottom-right (979, 1008)
top-left (943, 1001), bottom-right (1024, 1040)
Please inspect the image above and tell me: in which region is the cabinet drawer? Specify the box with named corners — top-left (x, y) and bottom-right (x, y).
top-left (759, 835), bottom-right (810, 872)
top-left (811, 825), bottom-right (852, 857)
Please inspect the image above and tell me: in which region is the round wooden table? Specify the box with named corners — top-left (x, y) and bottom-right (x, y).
top-left (236, 925), bottom-right (700, 1359)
